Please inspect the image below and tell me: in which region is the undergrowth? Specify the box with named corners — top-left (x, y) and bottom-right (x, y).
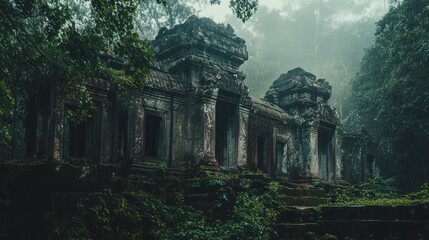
top-left (51, 168), bottom-right (281, 240)
top-left (328, 177), bottom-right (429, 206)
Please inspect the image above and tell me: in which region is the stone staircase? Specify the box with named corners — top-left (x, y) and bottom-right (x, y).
top-left (318, 204), bottom-right (429, 239)
top-left (275, 180), bottom-right (330, 240)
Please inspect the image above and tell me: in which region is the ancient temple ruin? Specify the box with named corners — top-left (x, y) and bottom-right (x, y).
top-left (7, 16), bottom-right (377, 183)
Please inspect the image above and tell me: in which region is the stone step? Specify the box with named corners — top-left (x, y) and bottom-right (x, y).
top-left (3, 178), bottom-right (123, 196)
top-left (0, 211), bottom-right (76, 239)
top-left (280, 195), bottom-right (329, 206)
top-left (321, 203), bottom-right (429, 221)
top-left (0, 233), bottom-right (44, 240)
top-left (278, 181), bottom-right (308, 189)
top-left (0, 212), bottom-right (48, 234)
top-left (319, 220), bottom-right (429, 239)
top-left (278, 206), bottom-right (320, 223)
top-left (279, 187), bottom-right (327, 197)
top-left (275, 223), bottom-right (319, 239)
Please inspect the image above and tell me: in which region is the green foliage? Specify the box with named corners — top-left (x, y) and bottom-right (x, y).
top-left (351, 0), bottom-right (429, 188)
top-left (0, 0), bottom-right (258, 145)
top-left (0, 0), bottom-right (152, 133)
top-left (332, 177), bottom-right (398, 205)
top-left (53, 174), bottom-right (280, 240)
top-left (0, 79), bottom-right (14, 146)
top-left (330, 178), bottom-right (429, 207)
top-left (352, 0), bottom-right (429, 139)
top-left (229, 0), bottom-right (258, 23)
top-left (406, 183), bottom-right (429, 201)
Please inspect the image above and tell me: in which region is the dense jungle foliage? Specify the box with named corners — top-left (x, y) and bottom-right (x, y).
top-left (0, 0), bottom-right (258, 155)
top-left (329, 177), bottom-right (429, 207)
top-left (351, 0), bottom-right (429, 190)
top-left (46, 165), bottom-right (281, 240)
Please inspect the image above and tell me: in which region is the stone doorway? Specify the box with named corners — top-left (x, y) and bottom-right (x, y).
top-left (276, 141), bottom-right (288, 175)
top-left (318, 123), bottom-right (336, 182)
top-left (257, 136), bottom-right (267, 172)
top-left (215, 90), bottom-right (239, 167)
top-left (144, 113), bottom-right (163, 159)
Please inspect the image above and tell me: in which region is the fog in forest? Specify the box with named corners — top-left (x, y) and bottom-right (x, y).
top-left (202, 1), bottom-right (389, 124)
top-left (135, 0), bottom-right (389, 127)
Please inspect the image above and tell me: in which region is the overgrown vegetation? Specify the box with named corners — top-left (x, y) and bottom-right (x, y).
top-left (329, 177), bottom-right (429, 207)
top-left (51, 166), bottom-right (280, 240)
top-left (351, 0), bottom-right (429, 189)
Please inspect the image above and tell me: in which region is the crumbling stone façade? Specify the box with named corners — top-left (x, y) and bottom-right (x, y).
top-left (7, 16), bottom-right (377, 183)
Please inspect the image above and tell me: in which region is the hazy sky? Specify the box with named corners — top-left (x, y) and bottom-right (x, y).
top-left (198, 0), bottom-right (388, 24)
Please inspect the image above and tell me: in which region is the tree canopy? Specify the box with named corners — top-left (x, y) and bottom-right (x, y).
top-left (0, 0), bottom-right (258, 151)
top-left (351, 0), bottom-right (429, 188)
top-left (352, 0), bottom-right (429, 140)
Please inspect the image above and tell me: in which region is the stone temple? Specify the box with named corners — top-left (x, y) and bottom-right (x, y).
top-left (8, 16), bottom-right (377, 183)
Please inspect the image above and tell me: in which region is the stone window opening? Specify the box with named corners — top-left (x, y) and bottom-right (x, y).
top-left (25, 94), bottom-right (38, 159)
top-left (257, 136), bottom-right (267, 172)
top-left (69, 121), bottom-right (86, 158)
top-left (318, 123), bottom-right (336, 182)
top-left (116, 111), bottom-right (128, 161)
top-left (65, 102), bottom-right (102, 163)
top-left (144, 113), bottom-right (163, 158)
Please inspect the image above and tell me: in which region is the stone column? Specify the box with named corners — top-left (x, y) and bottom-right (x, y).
top-left (237, 106), bottom-right (250, 170)
top-left (301, 124), bottom-right (319, 179)
top-left (51, 93), bottom-right (64, 161)
top-left (100, 102), bottom-right (113, 163)
top-left (334, 128), bottom-right (343, 180)
top-left (199, 94), bottom-right (218, 168)
top-left (128, 94), bottom-right (144, 163)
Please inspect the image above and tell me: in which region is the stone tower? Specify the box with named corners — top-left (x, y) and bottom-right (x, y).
top-left (265, 68), bottom-right (342, 181)
top-left (152, 16), bottom-right (252, 170)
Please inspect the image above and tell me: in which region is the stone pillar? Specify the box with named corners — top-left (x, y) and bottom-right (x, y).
top-left (237, 106), bottom-right (250, 170)
top-left (128, 94), bottom-right (144, 163)
top-left (100, 102), bottom-right (113, 163)
top-left (199, 94), bottom-right (218, 168)
top-left (309, 126), bottom-right (319, 178)
top-left (334, 128), bottom-right (343, 180)
top-left (51, 93), bottom-right (64, 161)
top-left (301, 124), bottom-right (319, 179)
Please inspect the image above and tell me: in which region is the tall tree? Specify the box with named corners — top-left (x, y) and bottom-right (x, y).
top-left (351, 0), bottom-right (429, 189)
top-left (0, 0), bottom-right (258, 154)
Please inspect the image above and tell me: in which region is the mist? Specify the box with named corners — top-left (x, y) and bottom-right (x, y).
top-left (215, 0), bottom-right (389, 123)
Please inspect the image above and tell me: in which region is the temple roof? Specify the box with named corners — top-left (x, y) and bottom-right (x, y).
top-left (145, 69), bottom-right (185, 93)
top-left (152, 15), bottom-right (248, 71)
top-left (265, 67), bottom-right (332, 106)
top-left (251, 98), bottom-right (293, 122)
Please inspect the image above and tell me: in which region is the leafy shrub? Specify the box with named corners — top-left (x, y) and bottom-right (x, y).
top-left (330, 178), bottom-right (429, 207)
top-left (52, 175), bottom-right (280, 240)
top-left (406, 183), bottom-right (429, 200)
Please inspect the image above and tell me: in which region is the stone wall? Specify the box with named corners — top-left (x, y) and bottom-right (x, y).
top-left (0, 16), bottom-right (371, 184)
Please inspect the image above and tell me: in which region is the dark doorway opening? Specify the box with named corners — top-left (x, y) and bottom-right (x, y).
top-left (117, 112), bottom-right (128, 161)
top-left (215, 90), bottom-right (238, 167)
top-left (144, 113), bottom-right (162, 158)
top-left (276, 141), bottom-right (287, 175)
top-left (25, 94), bottom-right (38, 158)
top-left (366, 154), bottom-right (375, 178)
top-left (318, 123), bottom-right (335, 181)
top-left (69, 122), bottom-right (86, 158)
top-left (257, 136), bottom-right (267, 172)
